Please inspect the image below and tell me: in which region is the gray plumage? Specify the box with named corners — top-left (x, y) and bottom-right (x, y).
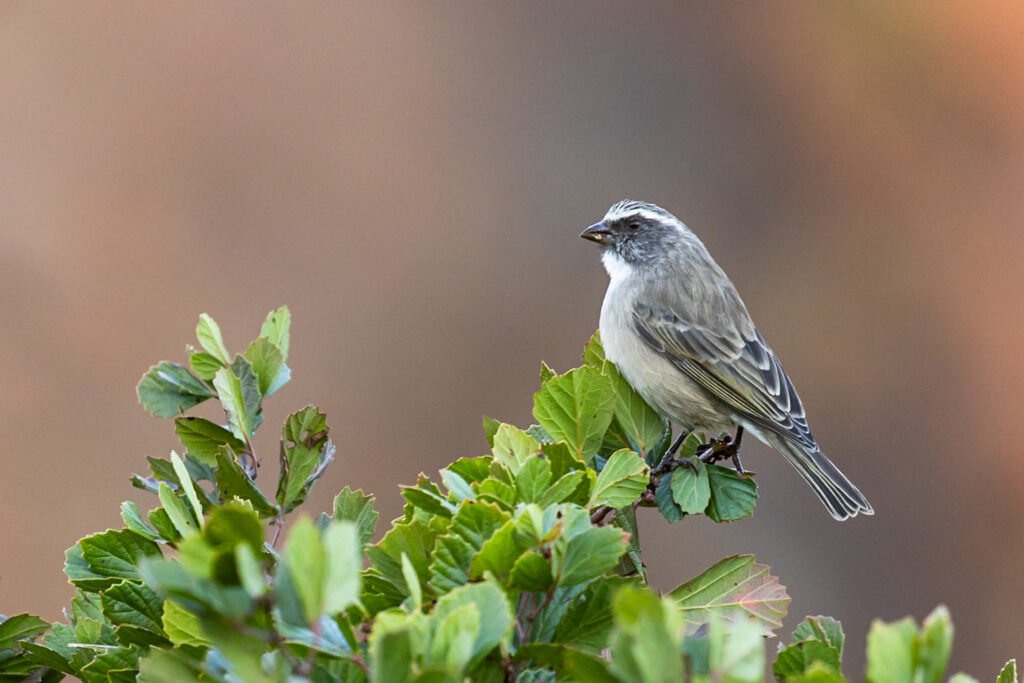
top-left (581, 200), bottom-right (873, 520)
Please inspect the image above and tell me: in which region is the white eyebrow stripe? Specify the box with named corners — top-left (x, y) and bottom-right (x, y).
top-left (604, 207), bottom-right (669, 224)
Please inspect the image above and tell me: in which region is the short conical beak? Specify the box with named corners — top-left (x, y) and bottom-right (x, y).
top-left (580, 222), bottom-right (612, 244)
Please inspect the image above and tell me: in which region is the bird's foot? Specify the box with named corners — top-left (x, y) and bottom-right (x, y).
top-left (698, 435), bottom-right (746, 475)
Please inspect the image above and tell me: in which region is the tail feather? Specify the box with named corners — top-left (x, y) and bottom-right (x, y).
top-left (761, 432), bottom-right (874, 521)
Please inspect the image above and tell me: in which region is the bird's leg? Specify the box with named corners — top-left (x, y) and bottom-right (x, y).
top-left (652, 429), bottom-right (691, 475)
top-left (665, 429), bottom-right (690, 458)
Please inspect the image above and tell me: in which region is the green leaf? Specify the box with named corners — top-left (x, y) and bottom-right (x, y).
top-left (77, 646), bottom-right (141, 683)
top-left (440, 468), bottom-right (475, 502)
top-left (189, 351), bottom-right (222, 381)
top-left (552, 525), bottom-right (629, 586)
top-left (708, 616), bottom-right (764, 683)
top-left (323, 521), bottom-right (362, 615)
top-left (469, 519), bottom-right (521, 582)
top-left (774, 616), bottom-right (845, 677)
top-left (100, 581), bottom-right (166, 645)
top-left (581, 331), bottom-right (606, 368)
top-left (510, 551), bottom-right (554, 592)
top-left (69, 530), bottom-right (163, 590)
top-left (550, 578), bottom-right (624, 650)
top-left (430, 501), bottom-right (510, 593)
top-left (284, 517), bottom-right (328, 623)
top-left (532, 367), bottom-right (615, 463)
top-left (705, 465), bottom-right (758, 522)
top-left (426, 602), bottom-right (479, 673)
top-left (537, 470), bottom-right (588, 508)
top-left (215, 447), bottom-right (278, 518)
top-left (174, 416), bottom-right (246, 466)
top-left (120, 501), bottom-right (161, 541)
top-left (169, 451), bottom-right (204, 527)
top-left (654, 472), bottom-right (685, 523)
top-left (333, 487), bottom-right (380, 547)
top-left (431, 581), bottom-right (512, 667)
top-left (539, 361), bottom-right (556, 385)
top-left (997, 661), bottom-right (1019, 683)
top-left (670, 460), bottom-right (711, 514)
top-left (792, 615), bottom-right (845, 658)
top-left (590, 449), bottom-right (649, 508)
top-left (482, 416), bottom-right (501, 448)
top-left (866, 616), bottom-right (917, 683)
top-left (515, 644), bottom-right (618, 683)
top-left (201, 620), bottom-right (283, 683)
top-left (949, 675), bottom-right (980, 683)
top-left (446, 456), bottom-right (493, 485)
top-left (243, 336), bottom-right (291, 396)
top-left (160, 600), bottom-right (208, 646)
top-left (367, 521), bottom-right (436, 600)
top-left (137, 362), bottom-right (214, 418)
top-left (259, 305), bottom-right (291, 361)
top-left (277, 406), bottom-right (334, 512)
top-left (0, 614), bottom-right (48, 647)
top-left (609, 586), bottom-right (684, 683)
top-left (491, 424), bottom-right (541, 475)
top-left (517, 456), bottom-right (553, 503)
top-left (369, 611), bottom-right (418, 683)
top-left (196, 313), bottom-right (231, 364)
top-left (158, 482), bottom-right (199, 538)
top-left (668, 555), bottom-right (790, 637)
top-left (917, 605), bottom-right (953, 683)
top-left (213, 358), bottom-right (261, 441)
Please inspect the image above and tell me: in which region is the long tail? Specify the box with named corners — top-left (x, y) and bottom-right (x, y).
top-left (761, 431), bottom-right (874, 520)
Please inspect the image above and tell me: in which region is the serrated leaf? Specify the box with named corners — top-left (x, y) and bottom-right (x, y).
top-left (189, 352), bottom-right (222, 381)
top-left (670, 460), bottom-right (711, 514)
top-left (214, 357), bottom-right (262, 441)
top-left (668, 555), bottom-right (790, 637)
top-left (243, 336), bottom-right (291, 397)
top-left (517, 456), bottom-right (553, 504)
top-left (173, 416), bottom-right (246, 466)
top-left (69, 530), bottom-right (163, 590)
top-left (100, 581), bottom-right (165, 642)
top-left (161, 600), bottom-right (209, 647)
top-left (550, 578), bottom-right (623, 650)
top-left (430, 501), bottom-right (510, 593)
top-left (510, 551), bottom-right (554, 592)
top-left (215, 447), bottom-right (278, 517)
top-left (553, 525), bottom-right (629, 586)
top-left (539, 361), bottom-right (556, 385)
top-left (324, 522), bottom-right (362, 615)
top-left (998, 661), bottom-right (1019, 683)
top-left (482, 416), bottom-right (501, 448)
top-left (137, 362), bottom-right (214, 418)
top-left (705, 465), bottom-right (757, 522)
top-left (537, 470), bottom-right (587, 508)
top-left (277, 406), bottom-right (334, 512)
top-left (333, 487), bottom-right (380, 547)
top-left (491, 424), bottom-right (541, 474)
top-left (169, 451), bottom-right (204, 528)
top-left (196, 313), bottom-right (231, 364)
top-left (259, 305), bottom-right (291, 361)
top-left (120, 501), bottom-right (161, 541)
top-left (367, 521), bottom-right (436, 601)
top-left (590, 449), bottom-right (649, 508)
top-left (0, 614), bottom-right (48, 647)
top-left (469, 519), bottom-right (521, 582)
top-left (532, 367), bottom-right (615, 463)
top-left (582, 331), bottom-right (606, 368)
top-left (515, 643), bottom-right (618, 683)
top-left (792, 615), bottom-right (845, 657)
top-left (369, 611), bottom-right (418, 683)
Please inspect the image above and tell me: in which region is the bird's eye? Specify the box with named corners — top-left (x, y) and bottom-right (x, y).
top-left (627, 220), bottom-right (641, 231)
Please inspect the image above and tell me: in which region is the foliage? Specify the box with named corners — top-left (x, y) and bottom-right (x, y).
top-left (2, 315), bottom-right (1016, 682)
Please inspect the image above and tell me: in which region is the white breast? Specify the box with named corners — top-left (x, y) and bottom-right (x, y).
top-left (597, 251), bottom-right (734, 435)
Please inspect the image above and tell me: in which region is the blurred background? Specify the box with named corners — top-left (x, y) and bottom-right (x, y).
top-left (2, 1), bottom-right (1022, 676)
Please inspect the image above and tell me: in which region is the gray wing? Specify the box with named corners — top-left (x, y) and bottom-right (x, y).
top-left (631, 300), bottom-right (816, 450)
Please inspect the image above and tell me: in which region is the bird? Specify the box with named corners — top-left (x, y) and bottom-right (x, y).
top-left (580, 200), bottom-right (873, 520)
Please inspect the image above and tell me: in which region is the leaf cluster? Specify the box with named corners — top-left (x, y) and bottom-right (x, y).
top-left (3, 313), bottom-right (1016, 682)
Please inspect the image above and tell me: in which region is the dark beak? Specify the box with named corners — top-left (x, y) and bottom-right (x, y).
top-left (580, 222), bottom-right (612, 244)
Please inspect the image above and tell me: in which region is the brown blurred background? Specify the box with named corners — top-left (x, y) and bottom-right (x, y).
top-left (2, 1), bottom-right (1022, 676)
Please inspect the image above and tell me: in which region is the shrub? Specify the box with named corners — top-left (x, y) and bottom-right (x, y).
top-left (0, 308), bottom-right (1015, 682)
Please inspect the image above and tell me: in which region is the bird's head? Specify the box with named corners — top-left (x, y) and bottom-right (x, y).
top-left (580, 200), bottom-right (691, 267)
